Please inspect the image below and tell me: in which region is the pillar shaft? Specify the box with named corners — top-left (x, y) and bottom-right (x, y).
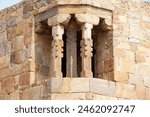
top-left (50, 25), bottom-right (64, 78)
top-left (80, 23), bottom-right (93, 78)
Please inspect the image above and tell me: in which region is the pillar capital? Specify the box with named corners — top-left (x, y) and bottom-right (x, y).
top-left (75, 14), bottom-right (100, 25)
top-left (81, 23), bottom-right (93, 40)
top-left (48, 14), bottom-right (71, 27)
top-left (52, 25), bottom-right (64, 40)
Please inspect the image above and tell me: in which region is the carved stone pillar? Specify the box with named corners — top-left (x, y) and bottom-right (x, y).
top-left (48, 14), bottom-right (71, 78)
top-left (80, 23), bottom-right (93, 77)
top-left (50, 25), bottom-right (64, 78)
top-left (75, 14), bottom-right (100, 78)
top-left (66, 20), bottom-right (77, 77)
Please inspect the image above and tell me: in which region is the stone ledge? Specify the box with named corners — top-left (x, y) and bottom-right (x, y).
top-left (90, 78), bottom-right (116, 97)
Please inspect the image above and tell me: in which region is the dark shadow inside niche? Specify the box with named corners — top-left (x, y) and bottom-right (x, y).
top-left (34, 20), bottom-right (52, 81)
top-left (92, 18), bottom-right (113, 79)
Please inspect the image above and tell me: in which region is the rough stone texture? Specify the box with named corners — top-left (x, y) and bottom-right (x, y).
top-left (20, 86), bottom-right (43, 100)
top-left (0, 0), bottom-right (150, 100)
top-left (115, 82), bottom-right (136, 99)
top-left (90, 78), bottom-right (116, 97)
top-left (51, 93), bottom-right (86, 100)
top-left (71, 78), bottom-right (89, 92)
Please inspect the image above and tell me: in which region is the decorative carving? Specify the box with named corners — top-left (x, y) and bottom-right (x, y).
top-left (50, 24), bottom-right (65, 78)
top-left (80, 39), bottom-right (93, 58)
top-left (51, 39), bottom-right (64, 58)
top-left (80, 23), bottom-right (94, 78)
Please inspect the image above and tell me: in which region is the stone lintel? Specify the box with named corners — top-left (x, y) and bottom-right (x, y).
top-left (48, 14), bottom-right (71, 27)
top-left (75, 14), bottom-right (100, 25)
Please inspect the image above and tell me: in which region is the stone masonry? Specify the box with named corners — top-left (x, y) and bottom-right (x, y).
top-left (0, 0), bottom-right (150, 100)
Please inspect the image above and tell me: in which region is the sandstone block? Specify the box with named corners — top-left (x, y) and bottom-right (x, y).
top-left (128, 74), bottom-right (144, 86)
top-left (114, 71), bottom-right (128, 83)
top-left (46, 78), bottom-right (62, 93)
top-left (0, 55), bottom-right (10, 70)
top-left (92, 94), bottom-right (117, 100)
top-left (135, 86), bottom-right (146, 99)
top-left (70, 78), bottom-right (89, 92)
top-left (90, 78), bottom-right (115, 96)
top-left (1, 77), bottom-right (16, 93)
top-left (0, 43), bottom-right (11, 57)
top-left (114, 48), bottom-right (126, 57)
top-left (12, 35), bottom-right (25, 51)
top-left (135, 52), bottom-right (146, 63)
top-left (0, 91), bottom-right (19, 100)
top-left (51, 93), bottom-right (86, 100)
top-left (0, 68), bottom-right (12, 80)
top-left (115, 82), bottom-right (136, 99)
top-left (20, 86), bottom-right (43, 100)
top-left (144, 77), bottom-right (150, 88)
top-left (13, 49), bottom-right (27, 64)
top-left (0, 31), bottom-right (7, 44)
top-left (61, 78), bottom-right (71, 93)
top-left (19, 73), bottom-right (30, 86)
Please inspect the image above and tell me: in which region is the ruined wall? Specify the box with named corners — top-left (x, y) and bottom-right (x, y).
top-left (0, 0), bottom-right (150, 100)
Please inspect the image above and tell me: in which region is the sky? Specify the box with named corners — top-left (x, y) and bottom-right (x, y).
top-left (0, 0), bottom-right (150, 10)
top-left (0, 0), bottom-right (22, 10)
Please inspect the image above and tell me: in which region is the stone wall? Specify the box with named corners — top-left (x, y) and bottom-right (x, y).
top-left (0, 0), bottom-right (150, 100)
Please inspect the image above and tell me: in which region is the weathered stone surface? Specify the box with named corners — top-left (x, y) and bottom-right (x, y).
top-left (0, 91), bottom-right (19, 100)
top-left (75, 14), bottom-right (99, 25)
top-left (48, 14), bottom-right (71, 26)
top-left (135, 52), bottom-right (146, 63)
top-left (12, 49), bottom-right (27, 64)
top-left (128, 74), bottom-right (144, 86)
top-left (1, 77), bottom-right (16, 93)
top-left (20, 86), bottom-right (43, 100)
top-left (92, 94), bottom-right (117, 100)
top-left (115, 82), bottom-right (136, 99)
top-left (0, 31), bottom-right (7, 44)
top-left (40, 65), bottom-right (49, 76)
top-left (46, 78), bottom-right (62, 93)
top-left (90, 78), bottom-right (116, 96)
top-left (61, 78), bottom-right (71, 93)
top-left (19, 73), bottom-right (30, 86)
top-left (12, 35), bottom-right (25, 51)
top-left (51, 93), bottom-right (86, 100)
top-left (144, 77), bottom-right (150, 88)
top-left (0, 68), bottom-right (12, 80)
top-left (71, 78), bottom-right (89, 92)
top-left (135, 86), bottom-right (146, 99)
top-left (114, 70), bottom-right (128, 83)
top-left (0, 55), bottom-right (10, 70)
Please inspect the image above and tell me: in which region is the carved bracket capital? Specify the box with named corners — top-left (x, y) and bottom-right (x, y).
top-left (75, 14), bottom-right (100, 25)
top-left (48, 14), bottom-right (71, 27)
